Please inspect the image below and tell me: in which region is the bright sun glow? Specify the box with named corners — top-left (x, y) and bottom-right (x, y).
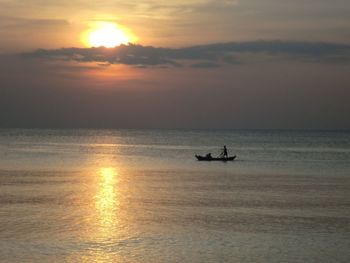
top-left (83, 22), bottom-right (134, 48)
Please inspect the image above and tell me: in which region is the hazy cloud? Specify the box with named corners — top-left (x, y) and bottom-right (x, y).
top-left (0, 16), bottom-right (69, 29)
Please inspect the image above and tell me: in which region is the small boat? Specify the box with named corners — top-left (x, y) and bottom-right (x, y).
top-left (195, 155), bottom-right (236, 161)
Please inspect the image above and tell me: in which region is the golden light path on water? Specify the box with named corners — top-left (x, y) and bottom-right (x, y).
top-left (66, 140), bottom-right (145, 262)
top-left (96, 167), bottom-right (119, 234)
top-left (66, 165), bottom-right (122, 262)
top-left (79, 166), bottom-right (119, 262)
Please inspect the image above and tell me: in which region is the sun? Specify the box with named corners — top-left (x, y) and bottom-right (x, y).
top-left (82, 22), bottom-right (135, 48)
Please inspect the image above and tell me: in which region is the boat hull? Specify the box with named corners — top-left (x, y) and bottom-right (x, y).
top-left (195, 155), bottom-right (236, 161)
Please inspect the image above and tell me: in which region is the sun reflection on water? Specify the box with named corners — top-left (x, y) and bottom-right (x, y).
top-left (95, 167), bottom-right (119, 236)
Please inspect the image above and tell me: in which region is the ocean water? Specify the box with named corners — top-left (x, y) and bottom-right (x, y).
top-left (0, 129), bottom-right (349, 262)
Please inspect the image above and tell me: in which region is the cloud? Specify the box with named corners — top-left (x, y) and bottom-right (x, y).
top-left (21, 40), bottom-right (350, 67)
top-left (191, 62), bottom-right (221, 68)
top-left (0, 16), bottom-right (69, 29)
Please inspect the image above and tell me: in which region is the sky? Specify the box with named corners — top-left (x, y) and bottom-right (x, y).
top-left (1, 0), bottom-right (350, 129)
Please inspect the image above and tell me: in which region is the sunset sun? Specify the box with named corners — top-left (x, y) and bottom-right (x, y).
top-left (83, 22), bottom-right (134, 48)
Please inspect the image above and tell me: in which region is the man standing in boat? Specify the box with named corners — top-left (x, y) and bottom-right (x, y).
top-left (221, 145), bottom-right (228, 158)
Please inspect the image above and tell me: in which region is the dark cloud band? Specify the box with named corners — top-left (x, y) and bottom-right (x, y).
top-left (22, 40), bottom-right (350, 67)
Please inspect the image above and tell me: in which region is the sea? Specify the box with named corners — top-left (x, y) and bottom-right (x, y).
top-left (0, 129), bottom-right (349, 262)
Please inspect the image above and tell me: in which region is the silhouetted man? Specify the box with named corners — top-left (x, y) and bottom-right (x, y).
top-left (221, 145), bottom-right (228, 158)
